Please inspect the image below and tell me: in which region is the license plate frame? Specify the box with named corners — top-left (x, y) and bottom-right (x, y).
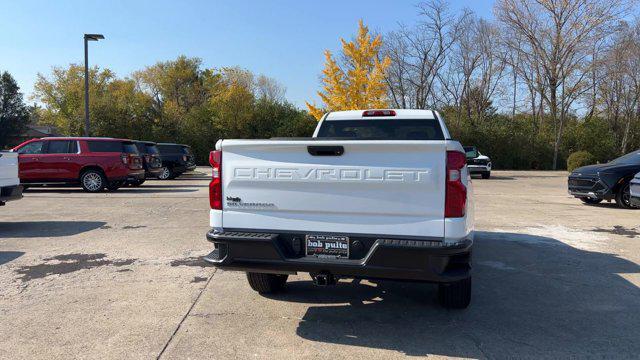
top-left (305, 234), bottom-right (350, 259)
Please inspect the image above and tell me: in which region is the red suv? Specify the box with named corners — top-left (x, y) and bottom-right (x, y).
top-left (12, 137), bottom-right (144, 192)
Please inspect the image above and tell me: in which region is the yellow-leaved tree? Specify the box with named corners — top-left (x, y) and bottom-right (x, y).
top-left (306, 20), bottom-right (391, 120)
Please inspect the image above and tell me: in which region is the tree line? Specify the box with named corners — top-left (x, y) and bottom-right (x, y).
top-left (2, 0), bottom-right (639, 169)
top-left (310, 0), bottom-right (640, 169)
top-left (397, 0), bottom-right (640, 169)
top-left (25, 57), bottom-right (316, 164)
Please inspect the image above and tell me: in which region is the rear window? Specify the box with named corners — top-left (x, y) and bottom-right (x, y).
top-left (158, 145), bottom-right (181, 153)
top-left (145, 144), bottom-right (159, 154)
top-left (122, 142), bottom-right (138, 154)
top-left (316, 119), bottom-right (445, 140)
top-left (87, 140), bottom-right (137, 153)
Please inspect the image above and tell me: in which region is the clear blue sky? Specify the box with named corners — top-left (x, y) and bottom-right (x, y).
top-left (0, 0), bottom-right (494, 108)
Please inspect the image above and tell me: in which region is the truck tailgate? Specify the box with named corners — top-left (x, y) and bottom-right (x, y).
top-left (219, 140), bottom-right (446, 238)
top-left (0, 152), bottom-right (19, 187)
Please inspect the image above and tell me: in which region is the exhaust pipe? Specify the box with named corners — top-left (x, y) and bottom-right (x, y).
top-left (312, 272), bottom-right (336, 286)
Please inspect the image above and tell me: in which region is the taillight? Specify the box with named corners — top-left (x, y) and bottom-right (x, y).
top-left (121, 154), bottom-right (128, 164)
top-left (445, 151), bottom-right (467, 218)
top-left (125, 155), bottom-right (142, 169)
top-left (362, 109), bottom-right (396, 117)
top-left (209, 150), bottom-right (222, 210)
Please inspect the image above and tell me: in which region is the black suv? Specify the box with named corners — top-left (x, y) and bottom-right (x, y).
top-left (130, 141), bottom-right (163, 186)
top-left (156, 143), bottom-right (196, 180)
top-left (568, 149), bottom-right (640, 209)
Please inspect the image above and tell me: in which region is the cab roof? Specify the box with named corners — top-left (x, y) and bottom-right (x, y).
top-left (324, 109), bottom-right (437, 121)
top-left (38, 137), bottom-right (132, 142)
top-left (157, 143), bottom-right (190, 147)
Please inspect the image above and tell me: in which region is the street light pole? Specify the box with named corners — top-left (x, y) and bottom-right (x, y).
top-left (83, 34), bottom-right (104, 137)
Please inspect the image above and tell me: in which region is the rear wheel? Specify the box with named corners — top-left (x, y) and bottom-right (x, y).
top-left (80, 170), bottom-right (106, 192)
top-left (157, 167), bottom-right (173, 180)
top-left (616, 183), bottom-right (638, 209)
top-left (246, 272), bottom-right (288, 294)
top-left (438, 277), bottom-right (471, 309)
top-left (580, 197), bottom-right (602, 205)
top-left (129, 179), bottom-right (145, 187)
top-left (106, 181), bottom-right (124, 192)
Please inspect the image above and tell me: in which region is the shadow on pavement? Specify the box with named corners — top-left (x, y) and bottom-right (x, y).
top-left (470, 175), bottom-right (516, 180)
top-left (24, 188), bottom-right (197, 194)
top-left (0, 221), bottom-right (106, 238)
top-left (0, 251), bottom-right (24, 265)
top-left (116, 188), bottom-right (198, 193)
top-left (583, 202), bottom-right (631, 210)
top-left (170, 176), bottom-right (212, 181)
top-left (484, 175), bottom-right (516, 180)
top-left (269, 231), bottom-right (640, 358)
top-left (132, 184), bottom-right (208, 188)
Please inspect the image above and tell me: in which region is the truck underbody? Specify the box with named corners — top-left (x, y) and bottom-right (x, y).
top-left (204, 229), bottom-right (472, 283)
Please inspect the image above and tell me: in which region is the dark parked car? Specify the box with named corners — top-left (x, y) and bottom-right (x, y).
top-left (156, 143), bottom-right (196, 180)
top-left (130, 141), bottom-right (163, 186)
top-left (12, 137), bottom-right (144, 192)
top-left (464, 146), bottom-right (492, 179)
top-left (568, 149), bottom-right (640, 209)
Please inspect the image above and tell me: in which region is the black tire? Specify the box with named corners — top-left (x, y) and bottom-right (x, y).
top-left (615, 182), bottom-right (638, 209)
top-left (438, 277), bottom-right (471, 309)
top-left (580, 197), bottom-right (602, 205)
top-left (129, 179), bottom-right (145, 187)
top-left (157, 167), bottom-right (173, 180)
top-left (106, 181), bottom-right (124, 192)
top-left (80, 169), bottom-right (106, 192)
top-left (246, 272), bottom-right (288, 294)
top-left (481, 172), bottom-right (491, 179)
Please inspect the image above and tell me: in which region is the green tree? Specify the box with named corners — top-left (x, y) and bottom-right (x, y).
top-left (0, 71), bottom-right (30, 148)
top-left (33, 64), bottom-right (116, 135)
top-left (31, 58), bottom-right (318, 165)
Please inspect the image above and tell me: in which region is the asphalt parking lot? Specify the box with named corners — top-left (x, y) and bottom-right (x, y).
top-left (1, 168), bottom-right (639, 359)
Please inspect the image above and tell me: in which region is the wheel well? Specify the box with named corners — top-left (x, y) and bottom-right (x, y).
top-left (612, 175), bottom-right (633, 194)
top-left (79, 166), bottom-right (105, 180)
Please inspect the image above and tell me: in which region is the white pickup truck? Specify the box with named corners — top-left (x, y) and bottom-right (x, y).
top-left (0, 151), bottom-right (23, 206)
top-left (204, 109), bottom-right (474, 308)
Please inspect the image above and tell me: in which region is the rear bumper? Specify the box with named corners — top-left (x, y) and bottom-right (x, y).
top-left (173, 163), bottom-right (197, 173)
top-left (0, 185), bottom-right (23, 204)
top-left (468, 165), bottom-right (490, 173)
top-left (112, 170), bottom-right (145, 182)
top-left (145, 167), bottom-right (163, 178)
top-left (204, 229), bottom-right (472, 283)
